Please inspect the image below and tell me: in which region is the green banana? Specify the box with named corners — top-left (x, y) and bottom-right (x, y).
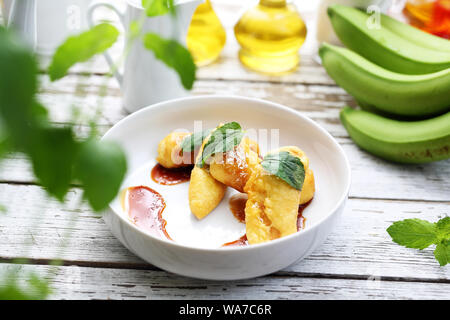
top-left (380, 14), bottom-right (450, 54)
top-left (319, 43), bottom-right (450, 118)
top-left (328, 5), bottom-right (450, 74)
top-left (340, 107), bottom-right (450, 164)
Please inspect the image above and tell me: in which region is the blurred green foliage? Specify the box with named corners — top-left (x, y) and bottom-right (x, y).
top-left (0, 0), bottom-right (195, 299)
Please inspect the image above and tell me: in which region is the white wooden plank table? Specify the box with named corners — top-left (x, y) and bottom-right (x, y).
top-left (0, 1), bottom-right (449, 299)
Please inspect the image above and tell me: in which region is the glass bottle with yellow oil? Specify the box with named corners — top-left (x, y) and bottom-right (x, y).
top-left (234, 0), bottom-right (307, 74)
top-left (186, 0), bottom-right (227, 67)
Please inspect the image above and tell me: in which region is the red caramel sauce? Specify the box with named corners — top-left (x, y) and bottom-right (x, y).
top-left (223, 198), bottom-right (313, 247)
top-left (123, 186), bottom-right (172, 240)
top-left (228, 193), bottom-right (248, 223)
top-left (151, 163), bottom-right (192, 185)
top-left (223, 234), bottom-right (248, 247)
top-left (297, 199), bottom-right (312, 230)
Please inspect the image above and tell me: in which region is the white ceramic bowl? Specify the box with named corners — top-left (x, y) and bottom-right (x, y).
top-left (102, 96), bottom-right (351, 280)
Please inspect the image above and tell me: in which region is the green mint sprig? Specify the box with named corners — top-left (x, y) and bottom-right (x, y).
top-left (261, 151), bottom-right (305, 190)
top-left (196, 122), bottom-right (244, 168)
top-left (180, 128), bottom-right (212, 154)
top-left (387, 217), bottom-right (450, 266)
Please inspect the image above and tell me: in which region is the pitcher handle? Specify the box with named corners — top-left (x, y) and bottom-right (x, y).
top-left (87, 2), bottom-right (125, 86)
top-left (7, 0), bottom-right (37, 49)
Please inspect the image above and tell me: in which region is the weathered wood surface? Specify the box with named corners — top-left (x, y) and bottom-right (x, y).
top-left (0, 183), bottom-right (448, 281)
top-left (1, 263), bottom-right (449, 300)
top-left (0, 1), bottom-right (449, 300)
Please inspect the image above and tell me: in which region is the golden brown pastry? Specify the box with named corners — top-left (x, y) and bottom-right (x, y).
top-left (188, 129), bottom-right (227, 220)
top-left (156, 132), bottom-right (192, 168)
top-left (209, 137), bottom-right (260, 193)
top-left (244, 146), bottom-right (312, 244)
top-left (210, 143), bottom-right (314, 205)
top-left (274, 146), bottom-right (315, 205)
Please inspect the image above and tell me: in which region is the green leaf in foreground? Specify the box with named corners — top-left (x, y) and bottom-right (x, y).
top-left (48, 23), bottom-right (119, 81)
top-left (27, 126), bottom-right (79, 201)
top-left (143, 32), bottom-right (196, 90)
top-left (180, 129), bottom-right (212, 153)
top-left (75, 140), bottom-right (127, 212)
top-left (434, 240), bottom-right (450, 266)
top-left (142, 0), bottom-right (175, 17)
top-left (386, 219), bottom-right (437, 250)
top-left (0, 27), bottom-right (37, 130)
top-left (197, 122), bottom-right (244, 168)
top-left (261, 151), bottom-right (305, 190)
top-left (0, 272), bottom-right (51, 300)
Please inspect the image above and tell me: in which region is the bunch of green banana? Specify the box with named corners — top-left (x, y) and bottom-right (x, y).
top-left (327, 5), bottom-right (450, 74)
top-left (319, 43), bottom-right (450, 118)
top-left (340, 107), bottom-right (450, 164)
top-left (319, 5), bottom-right (450, 163)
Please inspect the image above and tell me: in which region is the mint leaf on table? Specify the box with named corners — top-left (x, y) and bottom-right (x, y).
top-left (197, 122), bottom-right (244, 168)
top-left (75, 139), bottom-right (127, 212)
top-left (386, 219), bottom-right (437, 250)
top-left (180, 129), bottom-right (212, 153)
top-left (143, 32), bottom-right (196, 90)
top-left (142, 0), bottom-right (175, 17)
top-left (436, 217), bottom-right (450, 240)
top-left (434, 240), bottom-right (450, 267)
top-left (261, 151), bottom-right (305, 191)
top-left (48, 23), bottom-right (119, 81)
top-left (387, 217), bottom-right (450, 266)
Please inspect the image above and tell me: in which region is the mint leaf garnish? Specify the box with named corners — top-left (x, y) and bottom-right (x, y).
top-left (180, 129), bottom-right (212, 154)
top-left (48, 23), bottom-right (119, 81)
top-left (261, 151), bottom-right (305, 190)
top-left (197, 122), bottom-right (244, 168)
top-left (387, 217), bottom-right (450, 266)
top-left (434, 240), bottom-right (449, 267)
top-left (386, 219), bottom-right (437, 250)
top-left (142, 32), bottom-right (196, 90)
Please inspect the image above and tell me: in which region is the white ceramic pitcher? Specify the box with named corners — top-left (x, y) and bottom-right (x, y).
top-left (2, 0), bottom-right (91, 54)
top-left (2, 0), bottom-right (37, 48)
top-left (88, 0), bottom-right (201, 113)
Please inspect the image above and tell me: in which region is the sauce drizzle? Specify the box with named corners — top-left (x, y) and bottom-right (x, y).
top-left (151, 163), bottom-right (192, 185)
top-left (228, 193), bottom-right (248, 223)
top-left (222, 234), bottom-right (248, 247)
top-left (124, 186), bottom-right (171, 240)
top-left (222, 198), bottom-right (313, 247)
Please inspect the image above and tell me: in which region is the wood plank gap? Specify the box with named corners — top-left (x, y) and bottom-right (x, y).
top-left (2, 257), bottom-right (449, 285)
top-left (0, 257), bottom-right (159, 271)
top-left (273, 271), bottom-right (450, 285)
